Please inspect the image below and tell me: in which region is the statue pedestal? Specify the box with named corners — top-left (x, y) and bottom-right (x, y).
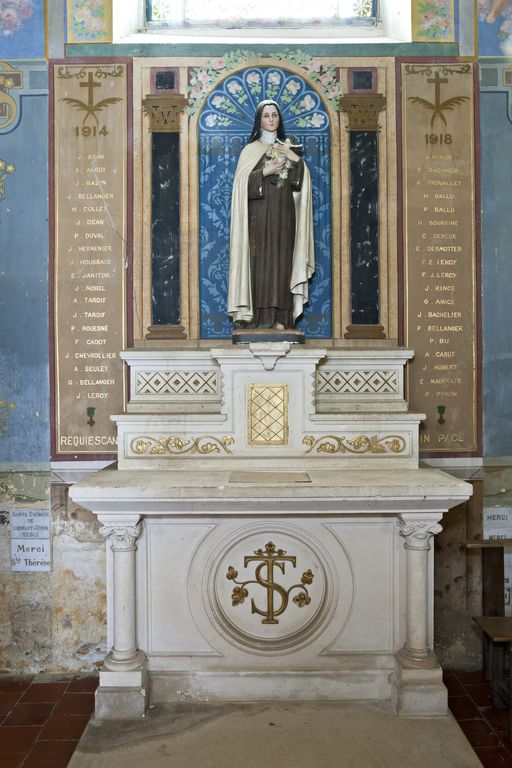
top-left (232, 328), bottom-right (305, 344)
top-left (70, 344), bottom-right (472, 718)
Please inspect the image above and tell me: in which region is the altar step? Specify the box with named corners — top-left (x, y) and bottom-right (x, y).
top-left (69, 700), bottom-right (482, 768)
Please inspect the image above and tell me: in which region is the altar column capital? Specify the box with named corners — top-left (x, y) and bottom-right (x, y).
top-left (398, 514), bottom-right (443, 549)
top-left (99, 521), bottom-right (142, 551)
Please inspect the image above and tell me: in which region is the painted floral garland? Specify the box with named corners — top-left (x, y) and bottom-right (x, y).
top-left (187, 49), bottom-right (343, 116)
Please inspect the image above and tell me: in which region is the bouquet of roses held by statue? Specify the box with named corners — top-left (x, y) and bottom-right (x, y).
top-left (265, 137), bottom-right (303, 188)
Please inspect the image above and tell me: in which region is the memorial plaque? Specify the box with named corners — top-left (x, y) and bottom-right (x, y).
top-left (10, 509), bottom-right (51, 539)
top-left (402, 63), bottom-right (479, 455)
top-left (52, 62), bottom-right (128, 457)
top-left (11, 509), bottom-right (51, 572)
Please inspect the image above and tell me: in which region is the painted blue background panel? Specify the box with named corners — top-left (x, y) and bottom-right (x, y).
top-left (198, 67), bottom-right (332, 339)
top-left (0, 92), bottom-right (49, 464)
top-left (0, 0), bottom-right (45, 59)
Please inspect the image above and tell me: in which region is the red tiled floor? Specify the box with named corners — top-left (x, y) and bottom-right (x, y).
top-left (1, 666), bottom-right (510, 767)
top-left (458, 718), bottom-right (502, 748)
top-left (456, 669), bottom-right (488, 685)
top-left (0, 672), bottom-right (98, 768)
top-left (21, 683), bottom-right (70, 703)
top-left (0, 726), bottom-right (41, 753)
top-left (474, 746), bottom-right (512, 768)
top-left (493, 731), bottom-right (512, 754)
top-left (0, 695), bottom-right (22, 716)
top-left (3, 702), bottom-right (55, 727)
top-left (39, 714), bottom-right (90, 740)
top-left (54, 693), bottom-right (95, 716)
top-left (444, 674), bottom-right (467, 697)
top-left (0, 756), bottom-right (26, 768)
top-left (483, 707), bottom-right (510, 733)
top-left (22, 740), bottom-right (79, 768)
top-left (448, 695), bottom-right (482, 720)
top-left (67, 675), bottom-right (99, 693)
top-left (465, 683), bottom-right (494, 708)
top-left (0, 678), bottom-right (32, 694)
top-left (447, 667), bottom-right (512, 766)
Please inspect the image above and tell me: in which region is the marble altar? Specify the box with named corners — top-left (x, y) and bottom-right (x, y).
top-left (70, 344), bottom-right (472, 719)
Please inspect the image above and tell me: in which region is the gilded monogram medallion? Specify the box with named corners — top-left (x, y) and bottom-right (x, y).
top-left (226, 541), bottom-right (314, 625)
top-left (195, 524), bottom-right (349, 653)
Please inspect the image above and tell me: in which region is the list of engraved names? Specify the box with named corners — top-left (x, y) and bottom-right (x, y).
top-left (403, 64), bottom-right (477, 453)
top-left (53, 64), bottom-right (127, 456)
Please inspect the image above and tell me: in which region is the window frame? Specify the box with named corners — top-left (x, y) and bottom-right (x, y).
top-left (145, 0), bottom-right (380, 33)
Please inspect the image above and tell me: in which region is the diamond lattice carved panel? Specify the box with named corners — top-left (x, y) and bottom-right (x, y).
top-left (136, 370), bottom-right (218, 395)
top-left (248, 384), bottom-right (289, 446)
top-left (317, 370), bottom-right (399, 395)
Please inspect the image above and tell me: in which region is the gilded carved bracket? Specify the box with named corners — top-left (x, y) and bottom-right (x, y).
top-left (142, 95), bottom-right (188, 132)
top-left (338, 94), bottom-right (387, 131)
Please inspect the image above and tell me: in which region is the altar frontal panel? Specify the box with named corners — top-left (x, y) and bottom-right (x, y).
top-left (401, 62), bottom-right (479, 456)
top-left (140, 517), bottom-right (400, 671)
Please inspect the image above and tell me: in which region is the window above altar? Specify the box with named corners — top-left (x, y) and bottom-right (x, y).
top-left (112, 0), bottom-right (412, 43)
top-left (146, 0), bottom-right (378, 32)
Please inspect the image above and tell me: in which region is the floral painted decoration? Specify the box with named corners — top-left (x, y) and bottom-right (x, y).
top-left (187, 49), bottom-right (343, 116)
top-left (479, 0), bottom-right (512, 54)
top-left (68, 0), bottom-right (110, 43)
top-left (0, 159), bottom-right (15, 200)
top-left (188, 51), bottom-right (254, 115)
top-left (0, 0), bottom-right (33, 37)
top-left (413, 0), bottom-right (454, 41)
top-left (275, 50), bottom-right (343, 111)
top-left (198, 68), bottom-right (328, 132)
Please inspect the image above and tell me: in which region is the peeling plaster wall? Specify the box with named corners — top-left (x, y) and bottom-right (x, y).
top-left (51, 484), bottom-right (107, 671)
top-left (0, 475), bottom-right (106, 673)
top-left (0, 472), bottom-right (51, 672)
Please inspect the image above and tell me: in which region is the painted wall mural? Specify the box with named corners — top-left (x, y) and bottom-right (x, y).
top-left (0, 61), bottom-right (49, 464)
top-left (197, 64), bottom-right (333, 339)
top-left (0, 396), bottom-right (15, 435)
top-left (0, 0), bottom-right (44, 59)
top-left (0, 157), bottom-right (14, 198)
top-left (412, 0), bottom-right (455, 42)
top-left (66, 0), bottom-right (112, 44)
top-left (478, 0), bottom-right (512, 55)
top-left (0, 60), bottom-right (23, 133)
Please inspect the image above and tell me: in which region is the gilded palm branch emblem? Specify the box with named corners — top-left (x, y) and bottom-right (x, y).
top-left (408, 71), bottom-right (469, 128)
top-left (60, 71), bottom-right (121, 126)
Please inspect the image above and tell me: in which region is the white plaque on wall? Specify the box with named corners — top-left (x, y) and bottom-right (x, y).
top-left (10, 508), bottom-right (51, 572)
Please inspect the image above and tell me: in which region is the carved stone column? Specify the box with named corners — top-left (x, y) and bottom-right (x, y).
top-left (394, 513), bottom-right (446, 716)
top-left (96, 517), bottom-right (148, 719)
top-left (99, 521), bottom-right (145, 671)
top-left (398, 514), bottom-right (443, 661)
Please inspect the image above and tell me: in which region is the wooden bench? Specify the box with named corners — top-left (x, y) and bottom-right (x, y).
top-left (472, 616), bottom-right (512, 739)
top-left (466, 539), bottom-right (512, 616)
